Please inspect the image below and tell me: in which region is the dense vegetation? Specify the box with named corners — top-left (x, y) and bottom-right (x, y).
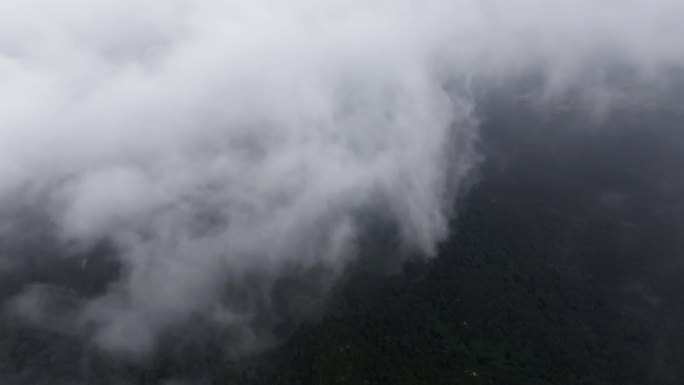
top-left (227, 101), bottom-right (684, 385)
top-left (1, 97), bottom-right (683, 384)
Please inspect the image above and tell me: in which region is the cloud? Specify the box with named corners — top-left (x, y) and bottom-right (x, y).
top-left (1, 0), bottom-right (682, 354)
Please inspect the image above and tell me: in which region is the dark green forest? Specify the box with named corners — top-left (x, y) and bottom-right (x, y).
top-left (2, 96), bottom-right (684, 384)
top-left (227, 99), bottom-right (684, 385)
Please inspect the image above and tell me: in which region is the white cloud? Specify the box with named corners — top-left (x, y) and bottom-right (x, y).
top-left (1, 0), bottom-right (682, 353)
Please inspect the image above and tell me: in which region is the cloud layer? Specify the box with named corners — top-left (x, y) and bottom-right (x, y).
top-left (1, 0), bottom-right (683, 353)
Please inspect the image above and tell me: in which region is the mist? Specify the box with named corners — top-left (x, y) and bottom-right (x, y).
top-left (1, 0), bottom-right (683, 357)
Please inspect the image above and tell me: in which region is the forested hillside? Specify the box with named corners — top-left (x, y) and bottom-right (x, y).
top-left (2, 98), bottom-right (683, 385)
